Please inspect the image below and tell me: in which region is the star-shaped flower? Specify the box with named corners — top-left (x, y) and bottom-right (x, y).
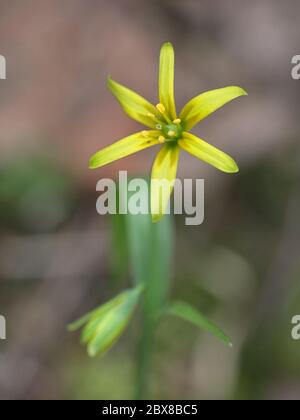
top-left (89, 42), bottom-right (247, 222)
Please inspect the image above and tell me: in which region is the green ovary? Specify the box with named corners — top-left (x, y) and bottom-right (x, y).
top-left (161, 123), bottom-right (183, 141)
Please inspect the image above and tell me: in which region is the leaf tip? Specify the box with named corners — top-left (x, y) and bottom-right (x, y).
top-left (87, 346), bottom-right (97, 358)
top-left (66, 324), bottom-right (75, 332)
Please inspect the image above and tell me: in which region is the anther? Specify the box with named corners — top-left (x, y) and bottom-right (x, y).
top-left (142, 130), bottom-right (149, 137)
top-left (156, 103), bottom-right (166, 114)
top-left (147, 112), bottom-right (156, 119)
top-left (158, 136), bottom-right (165, 144)
top-left (173, 119), bottom-right (181, 124)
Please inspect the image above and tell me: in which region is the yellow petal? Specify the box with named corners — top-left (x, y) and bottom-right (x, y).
top-left (178, 132), bottom-right (239, 173)
top-left (108, 77), bottom-right (159, 128)
top-left (151, 143), bottom-right (180, 222)
top-left (180, 86), bottom-right (248, 131)
top-left (89, 131), bottom-right (160, 169)
top-left (159, 42), bottom-right (177, 120)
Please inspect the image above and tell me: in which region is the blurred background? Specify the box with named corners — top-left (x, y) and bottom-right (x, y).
top-left (0, 0), bottom-right (300, 400)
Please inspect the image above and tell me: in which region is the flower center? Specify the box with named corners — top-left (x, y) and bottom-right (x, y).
top-left (161, 122), bottom-right (183, 141)
top-left (153, 103), bottom-right (183, 144)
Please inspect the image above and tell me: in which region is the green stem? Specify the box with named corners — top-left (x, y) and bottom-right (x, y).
top-left (123, 179), bottom-right (174, 400)
top-left (136, 314), bottom-right (156, 400)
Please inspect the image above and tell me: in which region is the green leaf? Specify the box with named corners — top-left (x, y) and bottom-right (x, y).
top-left (123, 180), bottom-right (174, 398)
top-left (180, 86), bottom-right (248, 131)
top-left (68, 293), bottom-right (122, 333)
top-left (84, 286), bottom-right (142, 357)
top-left (80, 296), bottom-right (125, 344)
top-left (123, 178), bottom-right (174, 317)
top-left (167, 300), bottom-right (232, 347)
top-left (68, 286), bottom-right (142, 357)
top-left (67, 309), bottom-right (98, 332)
top-left (109, 211), bottom-right (128, 285)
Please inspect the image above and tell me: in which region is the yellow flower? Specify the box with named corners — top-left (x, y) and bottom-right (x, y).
top-left (89, 42), bottom-right (247, 222)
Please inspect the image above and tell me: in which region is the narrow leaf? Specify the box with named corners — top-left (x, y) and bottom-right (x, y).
top-left (83, 286), bottom-right (142, 356)
top-left (167, 300), bottom-right (232, 347)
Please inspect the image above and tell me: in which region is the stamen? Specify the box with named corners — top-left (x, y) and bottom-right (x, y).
top-left (156, 103), bottom-right (172, 124)
top-left (168, 130), bottom-right (176, 137)
top-left (147, 112), bottom-right (156, 119)
top-left (147, 111), bottom-right (163, 125)
top-left (155, 124), bottom-right (162, 130)
top-left (173, 119), bottom-right (181, 124)
top-left (156, 103), bottom-right (166, 114)
top-left (158, 136), bottom-right (165, 144)
top-left (142, 130), bottom-right (149, 137)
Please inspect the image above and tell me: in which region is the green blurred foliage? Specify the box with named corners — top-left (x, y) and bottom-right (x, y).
top-left (0, 154), bottom-right (77, 233)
